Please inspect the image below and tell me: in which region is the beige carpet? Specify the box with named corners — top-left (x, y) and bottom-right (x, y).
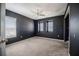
top-left (6, 36), bottom-right (69, 56)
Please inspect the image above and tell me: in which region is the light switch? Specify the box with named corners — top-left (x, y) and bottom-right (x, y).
top-left (74, 34), bottom-right (75, 39)
top-left (20, 36), bottom-right (23, 38)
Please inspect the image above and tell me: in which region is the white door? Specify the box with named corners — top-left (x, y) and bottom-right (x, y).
top-left (0, 3), bottom-right (6, 56)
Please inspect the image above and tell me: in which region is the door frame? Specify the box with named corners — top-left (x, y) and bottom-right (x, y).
top-left (0, 3), bottom-right (6, 56)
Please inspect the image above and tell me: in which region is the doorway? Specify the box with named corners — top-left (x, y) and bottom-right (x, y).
top-left (64, 14), bottom-right (69, 41)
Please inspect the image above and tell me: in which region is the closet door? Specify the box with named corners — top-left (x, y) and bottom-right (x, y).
top-left (70, 3), bottom-right (79, 56)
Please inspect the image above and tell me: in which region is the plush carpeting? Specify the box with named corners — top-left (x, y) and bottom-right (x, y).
top-left (6, 36), bottom-right (69, 56)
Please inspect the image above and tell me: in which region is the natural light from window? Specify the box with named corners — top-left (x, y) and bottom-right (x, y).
top-left (5, 16), bottom-right (17, 38)
top-left (48, 21), bottom-right (53, 32)
top-left (40, 22), bottom-right (44, 31)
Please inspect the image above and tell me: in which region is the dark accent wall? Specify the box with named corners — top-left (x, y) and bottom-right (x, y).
top-left (70, 4), bottom-right (79, 56)
top-left (34, 15), bottom-right (64, 39)
top-left (6, 10), bottom-right (34, 44)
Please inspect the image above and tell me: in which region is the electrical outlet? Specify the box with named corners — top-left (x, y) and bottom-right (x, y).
top-left (20, 36), bottom-right (23, 38)
top-left (57, 35), bottom-right (59, 38)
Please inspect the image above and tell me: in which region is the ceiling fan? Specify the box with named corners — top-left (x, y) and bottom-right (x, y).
top-left (31, 8), bottom-right (46, 16)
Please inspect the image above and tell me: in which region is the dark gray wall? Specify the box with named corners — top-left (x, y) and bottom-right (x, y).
top-left (70, 3), bottom-right (79, 56)
top-left (34, 15), bottom-right (64, 39)
top-left (6, 10), bottom-right (34, 44)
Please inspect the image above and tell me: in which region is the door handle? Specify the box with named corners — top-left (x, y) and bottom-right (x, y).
top-left (0, 39), bottom-right (7, 43)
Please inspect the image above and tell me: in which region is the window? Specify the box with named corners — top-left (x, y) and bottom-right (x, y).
top-left (39, 22), bottom-right (44, 31)
top-left (5, 16), bottom-right (17, 38)
top-left (48, 21), bottom-right (53, 32)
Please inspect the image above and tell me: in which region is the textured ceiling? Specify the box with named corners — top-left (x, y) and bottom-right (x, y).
top-left (6, 3), bottom-right (67, 20)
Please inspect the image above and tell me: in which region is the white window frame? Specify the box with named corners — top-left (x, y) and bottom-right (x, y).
top-left (39, 22), bottom-right (44, 32)
top-left (47, 21), bottom-right (53, 32)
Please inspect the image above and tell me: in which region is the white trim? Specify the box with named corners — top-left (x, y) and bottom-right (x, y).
top-left (64, 6), bottom-right (70, 19)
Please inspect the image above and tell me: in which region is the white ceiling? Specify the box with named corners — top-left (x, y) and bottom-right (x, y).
top-left (6, 3), bottom-right (67, 20)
